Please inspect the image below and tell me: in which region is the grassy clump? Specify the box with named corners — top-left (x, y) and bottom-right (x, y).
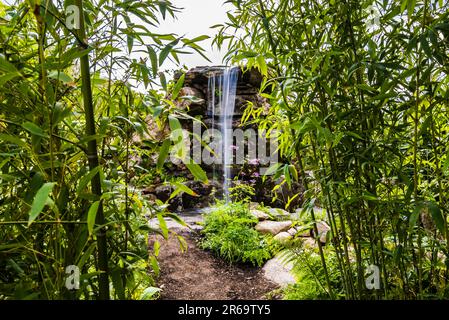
top-left (200, 202), bottom-right (275, 267)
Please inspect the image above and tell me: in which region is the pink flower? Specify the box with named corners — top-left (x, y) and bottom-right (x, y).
top-left (248, 158), bottom-right (260, 165)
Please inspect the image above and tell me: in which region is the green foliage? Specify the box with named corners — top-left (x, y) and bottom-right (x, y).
top-left (217, 0), bottom-right (449, 299)
top-left (0, 0), bottom-right (209, 300)
top-left (281, 248), bottom-right (345, 300)
top-left (200, 203), bottom-right (275, 266)
top-left (229, 181), bottom-right (255, 203)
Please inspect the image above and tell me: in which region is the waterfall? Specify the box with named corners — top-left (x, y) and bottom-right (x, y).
top-left (208, 67), bottom-right (239, 202)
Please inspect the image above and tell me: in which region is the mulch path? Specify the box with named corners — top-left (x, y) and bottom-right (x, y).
top-left (149, 229), bottom-right (278, 300)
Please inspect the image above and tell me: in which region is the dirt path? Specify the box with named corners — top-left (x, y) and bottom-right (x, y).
top-left (150, 229), bottom-right (278, 300)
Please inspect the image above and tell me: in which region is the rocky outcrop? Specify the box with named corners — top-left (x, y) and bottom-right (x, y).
top-left (171, 66), bottom-right (270, 119)
top-left (143, 66), bottom-right (304, 211)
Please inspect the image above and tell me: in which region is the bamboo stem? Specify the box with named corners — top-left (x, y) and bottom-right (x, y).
top-left (75, 0), bottom-right (109, 300)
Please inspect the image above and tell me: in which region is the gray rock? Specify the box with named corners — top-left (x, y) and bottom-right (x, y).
top-left (313, 221), bottom-right (331, 244)
top-left (268, 208), bottom-right (291, 220)
top-left (250, 209), bottom-right (270, 221)
top-left (255, 220), bottom-right (292, 235)
top-left (287, 227), bottom-right (297, 236)
top-left (287, 227), bottom-right (310, 237)
top-left (249, 202), bottom-right (259, 210)
top-left (262, 256), bottom-right (296, 286)
top-left (274, 232), bottom-right (292, 243)
top-left (291, 206), bottom-right (324, 220)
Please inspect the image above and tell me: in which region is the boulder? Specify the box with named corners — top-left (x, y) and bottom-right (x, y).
top-left (249, 202), bottom-right (259, 210)
top-left (287, 227), bottom-right (297, 236)
top-left (250, 209), bottom-right (270, 221)
top-left (292, 206), bottom-right (324, 220)
top-left (302, 237), bottom-right (317, 249)
top-left (311, 221), bottom-right (331, 244)
top-left (154, 184), bottom-right (174, 202)
top-left (268, 208), bottom-right (291, 220)
top-left (262, 256), bottom-right (295, 286)
top-left (255, 220), bottom-right (292, 235)
top-left (274, 232), bottom-right (292, 243)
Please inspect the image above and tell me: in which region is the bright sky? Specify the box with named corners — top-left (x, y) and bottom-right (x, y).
top-left (158, 0), bottom-right (234, 69)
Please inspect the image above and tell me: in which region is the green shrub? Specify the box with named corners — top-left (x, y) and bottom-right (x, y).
top-left (229, 182), bottom-right (255, 203)
top-left (200, 202), bottom-right (275, 266)
top-left (279, 245), bottom-right (347, 300)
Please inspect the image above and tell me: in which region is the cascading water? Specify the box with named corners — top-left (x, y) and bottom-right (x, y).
top-left (208, 67), bottom-right (239, 202)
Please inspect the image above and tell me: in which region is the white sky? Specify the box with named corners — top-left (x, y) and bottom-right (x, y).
top-left (158, 0), bottom-right (234, 69)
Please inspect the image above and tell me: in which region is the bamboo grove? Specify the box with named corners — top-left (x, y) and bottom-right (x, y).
top-left (216, 0), bottom-right (449, 298)
top-left (0, 0), bottom-right (209, 299)
top-left (1, 0), bottom-right (449, 300)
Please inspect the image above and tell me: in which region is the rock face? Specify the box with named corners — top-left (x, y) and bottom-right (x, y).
top-left (144, 66), bottom-right (275, 210)
top-left (173, 66), bottom-right (269, 117)
top-left (143, 66), bottom-right (305, 211)
top-left (255, 220), bottom-right (292, 235)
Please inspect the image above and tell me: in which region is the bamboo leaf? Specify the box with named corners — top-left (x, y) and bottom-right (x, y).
top-left (0, 72), bottom-right (20, 85)
top-left (257, 55), bottom-right (267, 76)
top-left (172, 181), bottom-right (198, 197)
top-left (157, 213), bottom-right (169, 239)
top-left (159, 39), bottom-right (179, 66)
top-left (172, 73), bottom-right (185, 100)
top-left (28, 182), bottom-right (56, 226)
top-left (0, 134), bottom-right (27, 148)
top-left (48, 70), bottom-right (74, 84)
top-left (0, 55), bottom-right (18, 73)
top-left (77, 166), bottom-right (101, 195)
top-left (140, 286), bottom-right (161, 300)
top-left (147, 45), bottom-right (158, 76)
top-left (428, 202), bottom-right (445, 234)
top-left (157, 139), bottom-right (171, 171)
top-left (186, 163), bottom-right (208, 183)
top-left (22, 122), bottom-right (47, 138)
top-left (164, 213), bottom-right (187, 227)
top-left (159, 72), bottom-right (167, 90)
top-left (87, 201), bottom-right (100, 236)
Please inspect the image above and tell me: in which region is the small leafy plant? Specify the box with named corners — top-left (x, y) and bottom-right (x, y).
top-left (200, 202), bottom-right (275, 266)
top-left (229, 182), bottom-right (255, 203)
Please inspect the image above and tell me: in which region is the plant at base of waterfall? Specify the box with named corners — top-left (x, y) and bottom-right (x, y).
top-left (229, 181), bottom-right (256, 203)
top-left (200, 202), bottom-right (275, 266)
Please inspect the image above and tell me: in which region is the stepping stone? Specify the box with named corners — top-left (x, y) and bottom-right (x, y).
top-left (262, 256), bottom-right (296, 286)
